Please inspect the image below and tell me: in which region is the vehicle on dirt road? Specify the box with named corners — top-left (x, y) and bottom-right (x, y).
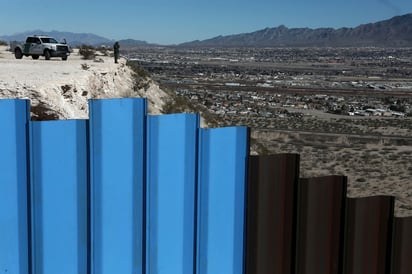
top-left (11, 35), bottom-right (70, 60)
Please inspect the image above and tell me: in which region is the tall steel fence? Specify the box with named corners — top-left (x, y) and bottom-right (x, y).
top-left (1, 98), bottom-right (411, 274)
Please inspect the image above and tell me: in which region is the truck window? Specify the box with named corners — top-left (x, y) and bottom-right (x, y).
top-left (40, 38), bottom-right (58, 43)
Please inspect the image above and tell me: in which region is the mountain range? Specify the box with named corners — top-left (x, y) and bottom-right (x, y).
top-left (1, 13), bottom-right (412, 47)
top-left (181, 13), bottom-right (412, 47)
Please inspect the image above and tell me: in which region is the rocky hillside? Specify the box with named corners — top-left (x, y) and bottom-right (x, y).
top-left (0, 45), bottom-right (170, 120)
top-left (181, 13), bottom-right (412, 47)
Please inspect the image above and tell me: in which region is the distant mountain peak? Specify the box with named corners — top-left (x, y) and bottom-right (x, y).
top-left (180, 13), bottom-right (412, 47)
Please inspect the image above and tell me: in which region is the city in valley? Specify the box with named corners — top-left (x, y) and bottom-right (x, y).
top-left (126, 46), bottom-right (412, 216)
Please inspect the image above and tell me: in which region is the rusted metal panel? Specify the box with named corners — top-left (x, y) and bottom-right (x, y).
top-left (295, 176), bottom-right (347, 274)
top-left (391, 217), bottom-right (412, 274)
top-left (344, 196), bottom-right (395, 274)
top-left (246, 154), bottom-right (300, 274)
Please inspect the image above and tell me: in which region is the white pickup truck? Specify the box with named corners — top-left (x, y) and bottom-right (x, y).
top-left (11, 35), bottom-right (70, 60)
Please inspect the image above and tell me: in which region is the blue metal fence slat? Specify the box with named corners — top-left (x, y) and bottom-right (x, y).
top-left (146, 114), bottom-right (199, 274)
top-left (0, 99), bottom-right (30, 274)
top-left (197, 126), bottom-right (249, 274)
top-left (89, 98), bottom-right (147, 274)
top-left (30, 120), bottom-right (88, 274)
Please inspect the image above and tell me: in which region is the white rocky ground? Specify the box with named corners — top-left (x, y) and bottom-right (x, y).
top-left (0, 45), bottom-right (170, 119)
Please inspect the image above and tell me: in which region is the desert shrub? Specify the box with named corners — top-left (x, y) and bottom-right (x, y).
top-left (125, 61), bottom-right (152, 91)
top-left (250, 138), bottom-right (270, 155)
top-left (127, 61), bottom-right (149, 79)
top-left (0, 40), bottom-right (7, 46)
top-left (95, 46), bottom-right (109, 56)
top-left (162, 94), bottom-right (194, 114)
top-left (78, 44), bottom-right (96, 60)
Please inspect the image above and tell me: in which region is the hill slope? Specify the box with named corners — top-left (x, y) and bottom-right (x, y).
top-left (0, 46), bottom-right (169, 120)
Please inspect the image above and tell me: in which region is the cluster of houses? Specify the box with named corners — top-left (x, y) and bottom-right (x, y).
top-left (176, 87), bottom-right (411, 119)
top-left (127, 46), bottom-right (412, 120)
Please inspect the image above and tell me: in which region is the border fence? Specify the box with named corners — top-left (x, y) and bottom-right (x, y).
top-left (1, 98), bottom-right (411, 274)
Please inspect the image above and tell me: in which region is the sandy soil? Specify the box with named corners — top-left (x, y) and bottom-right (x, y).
top-left (251, 126), bottom-right (412, 217)
top-left (0, 45), bottom-right (169, 119)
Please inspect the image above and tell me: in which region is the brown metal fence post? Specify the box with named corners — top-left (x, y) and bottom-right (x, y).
top-left (343, 196), bottom-right (395, 274)
top-left (391, 217), bottom-right (412, 274)
top-left (246, 154), bottom-right (300, 274)
top-left (295, 176), bottom-right (347, 274)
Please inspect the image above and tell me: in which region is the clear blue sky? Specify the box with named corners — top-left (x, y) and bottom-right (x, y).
top-left (1, 0), bottom-right (411, 45)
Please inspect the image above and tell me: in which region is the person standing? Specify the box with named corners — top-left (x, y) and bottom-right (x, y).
top-left (113, 41), bottom-right (120, 63)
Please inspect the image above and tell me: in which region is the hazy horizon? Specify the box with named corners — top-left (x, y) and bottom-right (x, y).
top-left (1, 0), bottom-right (412, 45)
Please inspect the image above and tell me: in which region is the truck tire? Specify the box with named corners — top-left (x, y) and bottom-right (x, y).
top-left (44, 50), bottom-right (51, 60)
top-left (32, 55), bottom-right (39, 60)
top-left (62, 56), bottom-right (68, 61)
top-left (15, 48), bottom-right (23, 59)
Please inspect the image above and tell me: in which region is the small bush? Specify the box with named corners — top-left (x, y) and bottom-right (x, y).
top-left (0, 40), bottom-right (7, 46)
top-left (162, 94), bottom-right (194, 114)
top-left (250, 138), bottom-right (270, 155)
top-left (127, 61), bottom-right (149, 79)
top-left (126, 61), bottom-right (151, 91)
top-left (95, 46), bottom-right (109, 56)
top-left (81, 63), bottom-right (90, 70)
top-left (78, 44), bottom-right (96, 60)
